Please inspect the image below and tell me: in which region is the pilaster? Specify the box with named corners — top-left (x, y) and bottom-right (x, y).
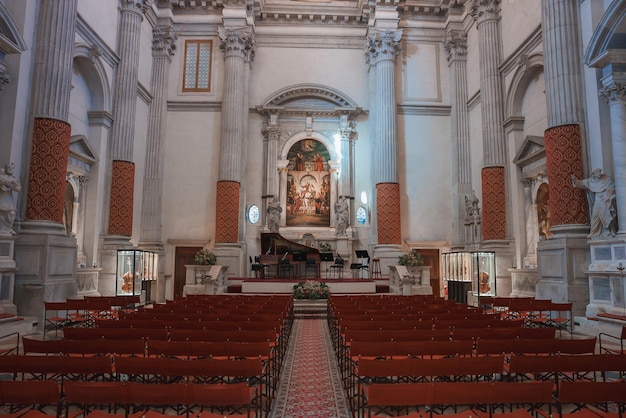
top-left (445, 30), bottom-right (472, 249)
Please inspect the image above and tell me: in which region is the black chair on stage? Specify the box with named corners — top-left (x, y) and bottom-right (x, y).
top-left (320, 252), bottom-right (334, 279)
top-left (304, 257), bottom-right (319, 278)
top-left (355, 250), bottom-right (370, 278)
top-left (279, 254), bottom-right (295, 279)
top-left (329, 254), bottom-right (344, 279)
top-left (250, 256), bottom-right (269, 278)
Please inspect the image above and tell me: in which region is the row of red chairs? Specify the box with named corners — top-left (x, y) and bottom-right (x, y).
top-left (0, 379), bottom-right (257, 418)
top-left (351, 353), bottom-right (626, 417)
top-left (364, 380), bottom-right (626, 418)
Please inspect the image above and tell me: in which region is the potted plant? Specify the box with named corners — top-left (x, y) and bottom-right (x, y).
top-left (194, 248), bottom-right (217, 266)
top-left (398, 249), bottom-right (424, 267)
top-left (319, 242), bottom-right (332, 253)
top-left (293, 280), bottom-right (330, 300)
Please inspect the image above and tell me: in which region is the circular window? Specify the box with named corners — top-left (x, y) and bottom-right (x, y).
top-left (247, 204), bottom-right (260, 224)
top-left (356, 206), bottom-right (368, 225)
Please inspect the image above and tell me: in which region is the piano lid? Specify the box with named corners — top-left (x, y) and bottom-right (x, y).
top-left (261, 233), bottom-right (320, 257)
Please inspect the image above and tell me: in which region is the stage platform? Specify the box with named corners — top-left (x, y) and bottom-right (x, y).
top-left (231, 278), bottom-right (378, 294)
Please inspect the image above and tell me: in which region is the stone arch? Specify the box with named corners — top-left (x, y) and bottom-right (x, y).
top-left (260, 83), bottom-right (360, 109)
top-left (505, 52), bottom-right (544, 118)
top-left (280, 131), bottom-right (339, 162)
top-left (73, 43), bottom-right (111, 113)
top-left (584, 1), bottom-right (626, 65)
top-left (0, 3), bottom-right (27, 55)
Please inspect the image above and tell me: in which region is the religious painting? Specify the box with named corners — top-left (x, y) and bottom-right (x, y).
top-left (286, 139), bottom-right (331, 227)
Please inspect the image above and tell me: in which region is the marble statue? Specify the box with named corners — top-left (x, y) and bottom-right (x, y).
top-left (335, 196), bottom-right (349, 237)
top-left (267, 197), bottom-right (282, 232)
top-left (0, 162), bottom-right (21, 236)
top-left (572, 168), bottom-right (618, 238)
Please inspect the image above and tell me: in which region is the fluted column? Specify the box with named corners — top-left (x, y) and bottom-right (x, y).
top-left (23, 0), bottom-right (77, 231)
top-left (215, 27), bottom-right (255, 243)
top-left (107, 0), bottom-right (147, 237)
top-left (445, 30), bottom-right (472, 248)
top-left (338, 114), bottom-right (356, 200)
top-left (366, 28), bottom-right (402, 245)
top-left (541, 0), bottom-right (588, 235)
top-left (599, 79), bottom-right (626, 235)
top-left (469, 0), bottom-right (507, 242)
top-left (140, 24), bottom-right (177, 245)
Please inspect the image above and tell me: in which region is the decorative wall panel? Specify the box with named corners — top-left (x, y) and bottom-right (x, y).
top-left (108, 160), bottom-right (135, 236)
top-left (216, 180), bottom-right (240, 243)
top-left (377, 182), bottom-right (401, 245)
top-left (481, 166), bottom-right (506, 241)
top-left (25, 118), bottom-right (71, 223)
top-left (544, 124), bottom-right (587, 226)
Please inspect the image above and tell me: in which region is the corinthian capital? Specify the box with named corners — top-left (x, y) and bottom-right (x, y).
top-left (599, 81), bottom-right (626, 103)
top-left (218, 28), bottom-right (256, 60)
top-left (445, 31), bottom-right (468, 63)
top-left (468, 0), bottom-right (501, 25)
top-left (119, 0), bottom-right (150, 13)
top-left (153, 25), bottom-right (177, 57)
top-left (365, 29), bottom-right (402, 66)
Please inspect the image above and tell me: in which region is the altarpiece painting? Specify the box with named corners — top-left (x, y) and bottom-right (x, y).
top-left (286, 139), bottom-right (331, 227)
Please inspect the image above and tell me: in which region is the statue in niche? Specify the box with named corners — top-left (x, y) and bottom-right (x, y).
top-left (0, 162), bottom-right (21, 236)
top-left (267, 197), bottom-right (282, 233)
top-left (572, 169), bottom-right (618, 238)
top-left (335, 196), bottom-right (349, 237)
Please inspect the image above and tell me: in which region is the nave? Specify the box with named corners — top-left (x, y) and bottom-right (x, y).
top-left (0, 294), bottom-right (625, 418)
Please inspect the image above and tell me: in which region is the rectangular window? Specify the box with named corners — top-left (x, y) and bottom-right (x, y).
top-left (183, 40), bottom-right (212, 92)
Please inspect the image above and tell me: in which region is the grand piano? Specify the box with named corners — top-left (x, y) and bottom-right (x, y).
top-left (260, 233), bottom-right (321, 279)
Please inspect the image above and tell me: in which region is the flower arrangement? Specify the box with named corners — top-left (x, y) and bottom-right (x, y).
top-left (398, 249), bottom-right (424, 267)
top-left (194, 249), bottom-right (217, 266)
top-left (293, 280), bottom-right (330, 300)
top-left (319, 242), bottom-right (332, 252)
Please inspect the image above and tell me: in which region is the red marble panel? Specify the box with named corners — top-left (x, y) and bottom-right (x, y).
top-left (25, 118), bottom-right (71, 223)
top-left (544, 124), bottom-right (588, 226)
top-left (481, 166), bottom-right (506, 241)
top-left (377, 182), bottom-right (401, 245)
top-left (108, 160), bottom-right (135, 236)
top-left (216, 180), bottom-right (240, 243)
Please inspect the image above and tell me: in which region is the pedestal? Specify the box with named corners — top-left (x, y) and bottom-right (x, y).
top-left (536, 235), bottom-right (590, 316)
top-left (509, 268), bottom-right (538, 298)
top-left (0, 236), bottom-right (18, 315)
top-left (76, 268), bottom-right (101, 297)
top-left (183, 265), bottom-right (228, 295)
top-left (14, 233), bottom-right (77, 325)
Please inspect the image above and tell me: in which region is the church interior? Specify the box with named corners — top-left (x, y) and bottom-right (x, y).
top-left (0, 0), bottom-right (626, 415)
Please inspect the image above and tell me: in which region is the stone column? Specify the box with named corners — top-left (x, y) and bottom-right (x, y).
top-left (469, 0), bottom-right (507, 242)
top-left (139, 23), bottom-right (176, 303)
top-left (15, 0), bottom-right (78, 323)
top-left (366, 28), bottom-right (402, 245)
top-left (106, 0), bottom-right (148, 238)
top-left (215, 26), bottom-right (255, 244)
top-left (599, 78), bottom-right (626, 236)
top-left (262, 114), bottom-right (280, 199)
top-left (338, 114), bottom-right (356, 219)
top-left (534, 0), bottom-right (590, 315)
top-left (445, 30), bottom-right (472, 249)
top-left (23, 0), bottom-right (77, 231)
top-left (140, 24), bottom-right (176, 246)
top-left (76, 176), bottom-right (89, 266)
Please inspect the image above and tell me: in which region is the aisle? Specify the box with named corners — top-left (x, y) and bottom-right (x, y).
top-left (269, 316), bottom-right (350, 418)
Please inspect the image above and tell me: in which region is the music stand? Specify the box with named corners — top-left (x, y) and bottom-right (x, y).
top-left (320, 252), bottom-right (334, 279)
top-left (355, 250), bottom-right (370, 278)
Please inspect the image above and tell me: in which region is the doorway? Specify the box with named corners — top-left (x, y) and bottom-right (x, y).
top-left (419, 249), bottom-right (441, 297)
top-left (174, 246), bottom-right (201, 299)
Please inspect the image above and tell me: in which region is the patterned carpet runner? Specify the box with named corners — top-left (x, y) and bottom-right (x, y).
top-left (270, 308), bottom-right (350, 417)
